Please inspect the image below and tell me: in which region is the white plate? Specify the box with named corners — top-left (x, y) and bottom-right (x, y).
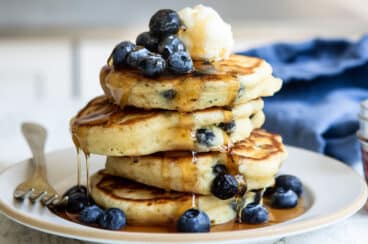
top-left (0, 146), bottom-right (366, 244)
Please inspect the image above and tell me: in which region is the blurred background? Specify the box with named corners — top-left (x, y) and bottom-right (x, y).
top-left (0, 0), bottom-right (367, 166)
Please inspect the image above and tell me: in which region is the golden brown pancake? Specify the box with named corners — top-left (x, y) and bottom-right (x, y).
top-left (105, 129), bottom-right (287, 194)
top-left (70, 96), bottom-right (265, 156)
top-left (100, 54), bottom-right (282, 112)
top-left (90, 170), bottom-right (236, 226)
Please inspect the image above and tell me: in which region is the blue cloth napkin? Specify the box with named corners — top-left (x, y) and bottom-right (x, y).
top-left (239, 35), bottom-right (368, 165)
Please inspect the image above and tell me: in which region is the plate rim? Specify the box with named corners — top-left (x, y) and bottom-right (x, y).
top-left (0, 146), bottom-right (367, 243)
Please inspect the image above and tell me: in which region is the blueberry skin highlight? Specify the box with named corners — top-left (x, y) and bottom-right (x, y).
top-left (98, 208), bottom-right (126, 230)
top-left (80, 205), bottom-right (104, 224)
top-left (177, 208), bottom-right (210, 233)
top-left (149, 9), bottom-right (181, 36)
top-left (158, 35), bottom-right (186, 58)
top-left (167, 51), bottom-right (193, 74)
top-left (275, 174), bottom-right (303, 197)
top-left (110, 41), bottom-right (136, 69)
top-left (137, 53), bottom-right (166, 77)
top-left (271, 188), bottom-right (298, 209)
top-left (126, 47), bottom-right (150, 68)
top-left (241, 203), bottom-right (269, 224)
top-left (62, 185), bottom-right (87, 198)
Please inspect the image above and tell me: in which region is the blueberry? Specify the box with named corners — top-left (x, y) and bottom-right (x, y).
top-left (195, 128), bottom-right (215, 147)
top-left (158, 35), bottom-right (186, 58)
top-left (110, 41), bottom-right (136, 69)
top-left (80, 205), bottom-right (104, 224)
top-left (149, 9), bottom-right (181, 36)
top-left (275, 175), bottom-right (303, 197)
top-left (212, 164), bottom-right (227, 175)
top-left (167, 51), bottom-right (193, 74)
top-left (160, 89), bottom-right (177, 100)
top-left (66, 191), bottom-right (89, 213)
top-left (177, 208), bottom-right (210, 233)
top-left (126, 47), bottom-right (150, 67)
top-left (62, 185), bottom-right (87, 198)
top-left (271, 188), bottom-right (298, 209)
top-left (98, 208), bottom-right (126, 230)
top-left (264, 186), bottom-right (275, 196)
top-left (211, 173), bottom-right (238, 200)
top-left (136, 31), bottom-right (160, 52)
top-left (137, 53), bottom-right (166, 77)
top-left (241, 203), bottom-right (269, 224)
top-left (218, 121), bottom-right (236, 134)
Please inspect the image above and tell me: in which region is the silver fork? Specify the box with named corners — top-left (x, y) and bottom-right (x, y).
top-left (13, 122), bottom-right (66, 206)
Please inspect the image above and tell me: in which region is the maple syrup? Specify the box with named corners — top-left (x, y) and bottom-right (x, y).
top-left (100, 55), bottom-right (261, 112)
top-left (51, 196), bottom-right (306, 233)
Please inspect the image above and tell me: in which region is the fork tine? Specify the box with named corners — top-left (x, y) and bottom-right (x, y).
top-left (52, 195), bottom-right (68, 206)
top-left (29, 191), bottom-right (47, 203)
top-left (41, 194), bottom-right (58, 206)
top-left (13, 190), bottom-right (26, 200)
top-left (14, 188), bottom-right (33, 201)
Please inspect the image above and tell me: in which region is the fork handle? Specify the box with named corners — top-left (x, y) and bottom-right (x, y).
top-left (21, 122), bottom-right (48, 178)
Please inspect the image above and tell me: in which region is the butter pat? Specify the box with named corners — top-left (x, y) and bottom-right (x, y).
top-left (178, 5), bottom-right (234, 61)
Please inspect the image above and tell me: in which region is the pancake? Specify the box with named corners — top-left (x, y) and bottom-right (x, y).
top-left (105, 129), bottom-right (287, 194)
top-left (100, 54), bottom-right (282, 112)
top-left (90, 170), bottom-right (236, 226)
top-left (70, 96), bottom-right (265, 156)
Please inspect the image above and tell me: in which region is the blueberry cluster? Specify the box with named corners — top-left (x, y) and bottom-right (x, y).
top-left (62, 185), bottom-right (126, 230)
top-left (109, 9), bottom-right (193, 77)
top-left (269, 174), bottom-right (303, 209)
top-left (238, 174), bottom-right (303, 225)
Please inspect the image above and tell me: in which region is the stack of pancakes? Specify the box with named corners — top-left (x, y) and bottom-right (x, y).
top-left (70, 54), bottom-right (287, 226)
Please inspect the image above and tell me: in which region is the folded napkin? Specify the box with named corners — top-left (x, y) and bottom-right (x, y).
top-left (239, 35), bottom-right (368, 165)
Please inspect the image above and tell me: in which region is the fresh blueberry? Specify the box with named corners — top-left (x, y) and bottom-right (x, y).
top-left (62, 185), bottom-right (87, 198)
top-left (160, 89), bottom-right (177, 100)
top-left (136, 31), bottom-right (160, 52)
top-left (98, 208), bottom-right (126, 230)
top-left (211, 173), bottom-right (238, 200)
top-left (177, 208), bottom-right (210, 233)
top-left (167, 51), bottom-right (193, 74)
top-left (195, 128), bottom-right (215, 146)
top-left (218, 121), bottom-right (236, 134)
top-left (110, 41), bottom-right (136, 69)
top-left (149, 9), bottom-right (181, 36)
top-left (241, 203), bottom-right (269, 224)
top-left (158, 35), bottom-right (186, 58)
top-left (212, 164), bottom-right (227, 175)
top-left (275, 175), bottom-right (303, 197)
top-left (126, 47), bottom-right (150, 67)
top-left (80, 205), bottom-right (104, 224)
top-left (66, 191), bottom-right (89, 213)
top-left (263, 186), bottom-right (275, 196)
top-left (137, 53), bottom-right (166, 77)
top-left (271, 188), bottom-right (298, 209)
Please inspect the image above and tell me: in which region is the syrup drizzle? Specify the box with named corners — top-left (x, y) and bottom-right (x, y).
top-left (100, 55), bottom-right (262, 112)
top-left (85, 153), bottom-right (91, 198)
top-left (76, 148), bottom-right (81, 186)
top-left (52, 195), bottom-right (306, 232)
